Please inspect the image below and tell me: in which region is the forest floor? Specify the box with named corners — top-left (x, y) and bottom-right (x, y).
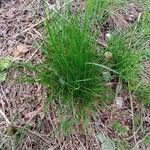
top-left (0, 0), bottom-right (150, 150)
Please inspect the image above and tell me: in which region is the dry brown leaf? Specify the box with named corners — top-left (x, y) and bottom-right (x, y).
top-left (13, 43), bottom-right (29, 58)
top-left (143, 116), bottom-right (150, 124)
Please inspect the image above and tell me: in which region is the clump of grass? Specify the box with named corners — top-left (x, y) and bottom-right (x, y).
top-left (36, 13), bottom-right (109, 119)
top-left (104, 31), bottom-right (142, 85)
top-left (14, 1), bottom-right (115, 132)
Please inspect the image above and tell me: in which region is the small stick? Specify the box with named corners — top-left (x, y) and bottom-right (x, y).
top-left (129, 90), bottom-right (137, 147)
top-left (96, 39), bottom-right (108, 47)
top-left (137, 13), bottom-right (142, 22)
top-left (74, 134), bottom-right (86, 150)
top-left (132, 132), bottom-right (150, 150)
top-left (0, 109), bottom-right (10, 125)
top-left (114, 77), bottom-right (122, 103)
top-left (13, 18), bottom-right (45, 38)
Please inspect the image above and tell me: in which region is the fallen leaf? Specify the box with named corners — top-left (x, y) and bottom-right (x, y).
top-left (143, 116), bottom-right (150, 124)
top-left (5, 125), bottom-right (18, 136)
top-left (13, 43), bottom-right (29, 58)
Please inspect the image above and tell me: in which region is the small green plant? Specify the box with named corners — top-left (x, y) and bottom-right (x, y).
top-left (13, 1), bottom-right (116, 134)
top-left (143, 136), bottom-right (150, 149)
top-left (0, 57), bottom-right (12, 82)
top-left (112, 121), bottom-right (128, 135)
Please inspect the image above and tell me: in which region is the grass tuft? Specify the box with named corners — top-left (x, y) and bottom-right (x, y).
top-left (16, 0), bottom-right (149, 134)
top-left (104, 31), bottom-right (142, 85)
top-left (36, 15), bottom-right (108, 119)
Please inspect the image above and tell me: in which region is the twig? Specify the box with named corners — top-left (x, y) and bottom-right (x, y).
top-left (137, 12), bottom-right (142, 22)
top-left (13, 18), bottom-right (45, 38)
top-left (25, 49), bottom-right (38, 62)
top-left (114, 77), bottom-right (122, 103)
top-left (96, 39), bottom-right (108, 47)
top-left (124, 107), bottom-right (143, 141)
top-left (45, 1), bottom-right (69, 22)
top-left (129, 89), bottom-right (137, 147)
top-left (29, 130), bottom-right (51, 145)
top-left (74, 134), bottom-right (86, 150)
top-left (132, 132), bottom-right (150, 150)
top-left (0, 109), bottom-right (10, 125)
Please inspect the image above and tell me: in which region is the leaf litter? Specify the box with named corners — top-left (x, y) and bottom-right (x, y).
top-left (0, 0), bottom-right (149, 150)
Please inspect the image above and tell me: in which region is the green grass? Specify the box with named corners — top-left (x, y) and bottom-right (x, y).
top-left (102, 30), bottom-right (143, 88)
top-left (16, 0), bottom-right (149, 132)
top-left (112, 120), bottom-right (128, 135)
top-left (35, 9), bottom-right (110, 120)
top-left (137, 86), bottom-right (150, 106)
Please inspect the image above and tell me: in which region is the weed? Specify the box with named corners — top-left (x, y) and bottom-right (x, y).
top-left (143, 136), bottom-right (150, 149)
top-left (0, 57), bottom-right (12, 82)
top-left (112, 120), bottom-right (128, 135)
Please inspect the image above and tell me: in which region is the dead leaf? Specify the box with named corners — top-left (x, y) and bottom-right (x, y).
top-left (143, 116), bottom-right (150, 124)
top-left (13, 43), bottom-right (29, 58)
top-left (5, 125), bottom-right (18, 136)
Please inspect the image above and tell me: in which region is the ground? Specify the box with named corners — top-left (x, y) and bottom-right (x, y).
top-left (0, 0), bottom-right (150, 150)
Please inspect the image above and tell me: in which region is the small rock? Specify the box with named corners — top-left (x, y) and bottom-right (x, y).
top-left (115, 97), bottom-right (123, 109)
top-left (106, 33), bottom-right (112, 38)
